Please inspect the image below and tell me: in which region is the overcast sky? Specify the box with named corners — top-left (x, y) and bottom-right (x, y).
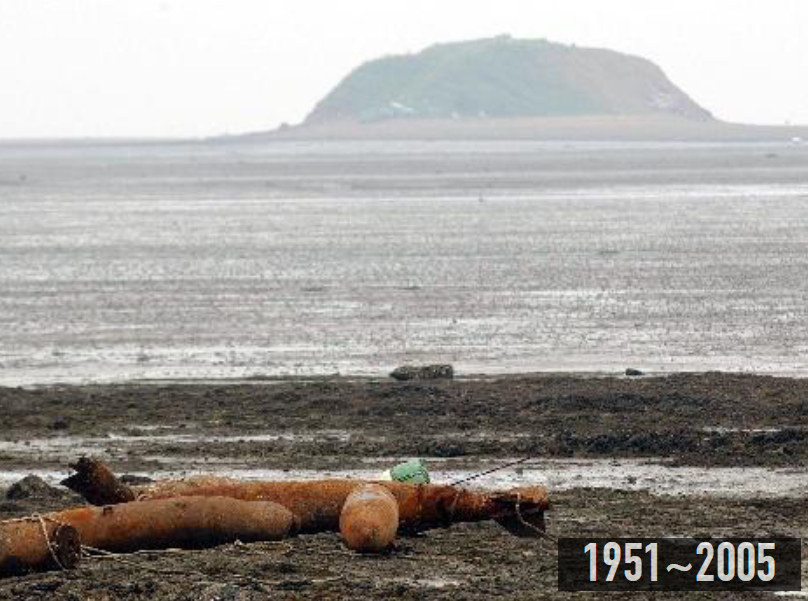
top-left (1, 0), bottom-right (806, 138)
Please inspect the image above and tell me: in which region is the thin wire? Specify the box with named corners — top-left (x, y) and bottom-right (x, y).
top-left (449, 456), bottom-right (533, 487)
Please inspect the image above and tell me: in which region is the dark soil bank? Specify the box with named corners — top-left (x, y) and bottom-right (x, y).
top-left (1, 373), bottom-right (806, 470)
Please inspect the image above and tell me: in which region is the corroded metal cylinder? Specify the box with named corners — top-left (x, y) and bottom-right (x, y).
top-left (53, 496), bottom-right (296, 553)
top-left (0, 518), bottom-right (81, 577)
top-left (62, 460), bottom-right (550, 538)
top-left (339, 484), bottom-right (399, 553)
top-left (134, 478), bottom-right (548, 535)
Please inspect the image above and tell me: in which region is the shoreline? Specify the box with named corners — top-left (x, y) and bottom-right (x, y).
top-left (6, 367), bottom-right (808, 390)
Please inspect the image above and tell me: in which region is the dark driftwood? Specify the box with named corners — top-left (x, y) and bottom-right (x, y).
top-left (61, 457), bottom-right (135, 505)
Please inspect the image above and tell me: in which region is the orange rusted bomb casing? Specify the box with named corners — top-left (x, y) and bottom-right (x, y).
top-left (62, 460), bottom-right (549, 536)
top-left (136, 478), bottom-right (360, 532)
top-left (388, 482), bottom-right (548, 534)
top-left (50, 496), bottom-right (296, 554)
top-left (1, 496), bottom-right (296, 577)
top-left (133, 478), bottom-right (548, 535)
top-left (0, 519), bottom-right (81, 577)
top-left (339, 484), bottom-right (399, 553)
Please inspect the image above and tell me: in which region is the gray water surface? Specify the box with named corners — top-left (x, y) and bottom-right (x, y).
top-left (2, 140), bottom-right (808, 384)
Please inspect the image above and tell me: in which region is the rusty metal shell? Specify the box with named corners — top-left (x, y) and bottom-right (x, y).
top-left (0, 518), bottom-right (81, 577)
top-left (339, 484), bottom-right (398, 553)
top-left (135, 478), bottom-right (548, 535)
top-left (56, 496), bottom-right (295, 554)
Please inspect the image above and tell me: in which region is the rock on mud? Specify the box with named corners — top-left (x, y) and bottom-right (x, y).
top-left (6, 475), bottom-right (67, 500)
top-left (390, 364), bottom-right (454, 381)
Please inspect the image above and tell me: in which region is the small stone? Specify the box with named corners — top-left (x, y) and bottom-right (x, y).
top-left (390, 364), bottom-right (454, 381)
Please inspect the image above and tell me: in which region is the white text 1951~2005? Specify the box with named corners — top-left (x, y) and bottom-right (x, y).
top-left (583, 541), bottom-right (776, 583)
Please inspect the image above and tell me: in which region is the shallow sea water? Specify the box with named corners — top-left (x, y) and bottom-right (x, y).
top-left (1, 140), bottom-right (808, 384)
top-left (1, 457), bottom-right (805, 499)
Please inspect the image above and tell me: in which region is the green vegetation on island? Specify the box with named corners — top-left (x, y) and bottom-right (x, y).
top-left (306, 36), bottom-right (713, 124)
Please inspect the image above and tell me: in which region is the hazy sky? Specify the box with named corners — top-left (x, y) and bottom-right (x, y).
top-left (1, 0), bottom-right (806, 138)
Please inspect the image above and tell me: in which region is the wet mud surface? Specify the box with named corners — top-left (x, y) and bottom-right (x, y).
top-left (1, 373), bottom-right (806, 599)
top-left (1, 372), bottom-right (806, 471)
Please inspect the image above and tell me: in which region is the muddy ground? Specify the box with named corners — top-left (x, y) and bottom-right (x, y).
top-left (1, 372), bottom-right (806, 471)
top-left (0, 373), bottom-right (806, 599)
top-left (1, 489), bottom-right (805, 601)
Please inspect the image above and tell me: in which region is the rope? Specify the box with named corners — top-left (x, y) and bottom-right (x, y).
top-left (449, 456), bottom-right (533, 487)
top-left (0, 514), bottom-right (58, 526)
top-left (37, 514), bottom-right (67, 570)
top-left (81, 544), bottom-right (223, 576)
top-left (79, 542), bottom-right (343, 587)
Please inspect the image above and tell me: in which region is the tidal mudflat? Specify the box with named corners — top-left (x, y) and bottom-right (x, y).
top-left (2, 141), bottom-right (808, 383)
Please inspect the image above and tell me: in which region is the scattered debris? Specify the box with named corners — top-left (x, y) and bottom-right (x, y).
top-left (390, 364), bottom-right (454, 381)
